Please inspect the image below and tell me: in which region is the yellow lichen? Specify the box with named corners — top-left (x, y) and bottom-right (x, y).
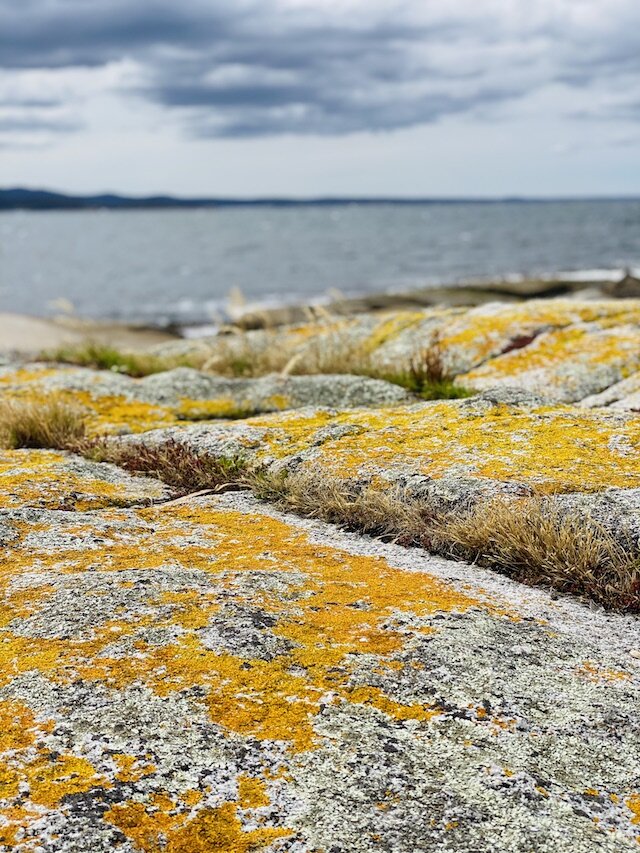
top-left (237, 776), bottom-right (270, 808)
top-left (441, 300), bottom-right (640, 359)
top-left (577, 661), bottom-right (632, 683)
top-left (105, 800), bottom-right (290, 853)
top-left (247, 401), bottom-right (640, 493)
top-left (626, 794), bottom-right (640, 826)
top-left (461, 324), bottom-right (640, 386)
top-left (0, 449), bottom-right (119, 510)
top-left (26, 754), bottom-right (109, 808)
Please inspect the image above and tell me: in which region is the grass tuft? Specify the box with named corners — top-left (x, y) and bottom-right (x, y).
top-left (250, 469), bottom-right (640, 612)
top-left (43, 342), bottom-right (202, 378)
top-left (0, 398), bottom-right (87, 450)
top-left (429, 497), bottom-right (640, 612)
top-left (378, 335), bottom-right (473, 400)
top-left (84, 437), bottom-right (252, 493)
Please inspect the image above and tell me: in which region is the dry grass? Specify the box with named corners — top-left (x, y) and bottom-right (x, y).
top-left (204, 327), bottom-right (473, 400)
top-left (430, 497), bottom-right (640, 612)
top-left (251, 468), bottom-right (435, 539)
top-left (68, 429), bottom-right (640, 611)
top-left (251, 469), bottom-right (640, 612)
top-left (200, 333), bottom-right (292, 377)
top-left (0, 398), bottom-right (87, 450)
top-left (84, 437), bottom-right (252, 493)
top-left (200, 327), bottom-right (368, 379)
top-left (43, 327), bottom-right (473, 400)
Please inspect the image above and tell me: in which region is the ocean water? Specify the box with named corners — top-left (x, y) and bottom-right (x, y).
top-left (1, 201), bottom-right (640, 329)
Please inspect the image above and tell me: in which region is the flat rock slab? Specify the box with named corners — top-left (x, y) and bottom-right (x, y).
top-left (0, 490), bottom-right (639, 852)
top-left (153, 298), bottom-right (640, 405)
top-left (129, 392), bottom-right (640, 500)
top-left (0, 449), bottom-right (172, 510)
top-left (0, 366), bottom-right (411, 432)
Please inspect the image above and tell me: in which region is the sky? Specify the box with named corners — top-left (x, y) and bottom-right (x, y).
top-left (1, 0), bottom-right (640, 198)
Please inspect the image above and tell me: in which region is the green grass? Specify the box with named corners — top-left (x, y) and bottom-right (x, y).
top-left (43, 342), bottom-right (201, 378)
top-left (371, 339), bottom-right (474, 400)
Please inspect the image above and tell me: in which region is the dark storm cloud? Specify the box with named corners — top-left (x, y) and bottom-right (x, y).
top-left (0, 0), bottom-right (242, 68)
top-left (1, 0), bottom-right (640, 137)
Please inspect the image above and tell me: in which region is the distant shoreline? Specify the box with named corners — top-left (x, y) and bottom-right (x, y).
top-left (3, 187), bottom-right (640, 211)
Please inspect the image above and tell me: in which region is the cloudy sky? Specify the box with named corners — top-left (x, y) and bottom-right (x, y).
top-left (1, 0), bottom-right (640, 197)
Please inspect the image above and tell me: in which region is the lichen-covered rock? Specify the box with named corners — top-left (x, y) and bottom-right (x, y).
top-left (0, 448), bottom-right (172, 510)
top-left (0, 491), bottom-right (638, 851)
top-left (459, 322), bottom-right (640, 402)
top-left (2, 298), bottom-right (640, 849)
top-left (0, 365), bottom-right (412, 433)
top-left (150, 298), bottom-right (640, 403)
top-left (581, 370), bottom-right (640, 410)
top-left (130, 394), bottom-right (640, 496)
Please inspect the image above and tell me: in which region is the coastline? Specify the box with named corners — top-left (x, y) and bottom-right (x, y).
top-left (0, 313), bottom-right (179, 355)
top-left (5, 269), bottom-right (640, 351)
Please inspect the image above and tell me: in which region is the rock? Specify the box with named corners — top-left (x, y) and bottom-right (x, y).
top-left (603, 273), bottom-right (640, 298)
top-left (458, 322), bottom-right (640, 403)
top-left (0, 448), bottom-right (173, 510)
top-left (129, 397), bottom-right (640, 497)
top-left (0, 365), bottom-right (412, 432)
top-left (581, 372), bottom-right (640, 410)
top-left (150, 298), bottom-right (640, 404)
top-left (233, 277), bottom-right (617, 329)
top-left (0, 490), bottom-right (638, 851)
top-left (2, 296), bottom-right (640, 849)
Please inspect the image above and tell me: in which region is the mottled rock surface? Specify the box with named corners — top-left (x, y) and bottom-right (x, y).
top-left (1, 297), bottom-right (640, 850)
top-left (0, 365), bottom-right (411, 431)
top-left (0, 488), bottom-right (639, 852)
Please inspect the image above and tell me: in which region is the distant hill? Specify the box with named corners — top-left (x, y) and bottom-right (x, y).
top-left (1, 188), bottom-right (638, 210)
top-left (0, 188), bottom-right (232, 210)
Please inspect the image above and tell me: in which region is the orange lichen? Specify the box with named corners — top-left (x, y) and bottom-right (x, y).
top-left (577, 661), bottom-right (632, 683)
top-left (26, 754), bottom-right (109, 807)
top-left (0, 764), bottom-right (20, 800)
top-left (237, 776), bottom-right (270, 808)
top-left (626, 794), bottom-right (640, 824)
top-left (106, 801), bottom-right (290, 853)
top-left (113, 754), bottom-right (157, 783)
top-left (0, 701), bottom-right (44, 750)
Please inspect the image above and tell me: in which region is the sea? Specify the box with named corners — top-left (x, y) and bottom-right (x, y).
top-left (2, 200), bottom-right (640, 333)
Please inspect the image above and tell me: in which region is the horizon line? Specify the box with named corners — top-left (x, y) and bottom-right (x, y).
top-left (2, 186), bottom-right (640, 208)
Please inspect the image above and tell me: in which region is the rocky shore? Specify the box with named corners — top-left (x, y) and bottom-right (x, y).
top-left (0, 297), bottom-right (639, 851)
